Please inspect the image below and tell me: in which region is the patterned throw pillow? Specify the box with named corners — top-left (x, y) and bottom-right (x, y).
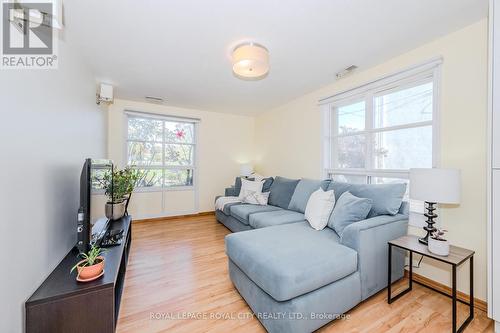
top-left (238, 178), bottom-right (264, 199)
top-left (241, 191), bottom-right (270, 205)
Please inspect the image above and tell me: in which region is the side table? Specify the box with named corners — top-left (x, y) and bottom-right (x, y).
top-left (387, 235), bottom-right (474, 333)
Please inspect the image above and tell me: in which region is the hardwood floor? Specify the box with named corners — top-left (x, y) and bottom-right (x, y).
top-left (116, 215), bottom-right (493, 333)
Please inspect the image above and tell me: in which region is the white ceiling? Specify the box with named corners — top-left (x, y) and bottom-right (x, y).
top-left (64, 0), bottom-right (488, 115)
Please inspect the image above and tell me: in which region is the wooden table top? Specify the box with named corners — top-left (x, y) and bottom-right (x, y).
top-left (388, 235), bottom-right (474, 266)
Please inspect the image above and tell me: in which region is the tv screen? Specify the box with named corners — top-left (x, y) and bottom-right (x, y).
top-left (77, 158), bottom-right (113, 252)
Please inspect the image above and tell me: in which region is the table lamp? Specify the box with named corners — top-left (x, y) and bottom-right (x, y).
top-left (409, 168), bottom-right (461, 244)
top-left (240, 163), bottom-right (254, 177)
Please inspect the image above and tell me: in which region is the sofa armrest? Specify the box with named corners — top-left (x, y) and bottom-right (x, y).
top-left (225, 186), bottom-right (238, 197)
top-left (340, 214), bottom-right (408, 300)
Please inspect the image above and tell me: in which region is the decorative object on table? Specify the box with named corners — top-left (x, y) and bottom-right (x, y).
top-left (409, 168), bottom-right (461, 245)
top-left (240, 163), bottom-right (254, 177)
top-left (70, 245), bottom-right (106, 282)
top-left (428, 228), bottom-right (450, 256)
top-left (96, 166), bottom-right (140, 220)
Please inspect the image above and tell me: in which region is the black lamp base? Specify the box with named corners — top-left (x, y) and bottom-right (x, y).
top-left (418, 236), bottom-right (429, 245)
top-left (419, 201), bottom-right (437, 245)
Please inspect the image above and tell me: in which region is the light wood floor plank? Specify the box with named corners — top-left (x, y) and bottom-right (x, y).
top-left (116, 215), bottom-right (493, 333)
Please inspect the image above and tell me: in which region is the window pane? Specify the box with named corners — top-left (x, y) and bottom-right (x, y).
top-left (165, 144), bottom-right (194, 166)
top-left (374, 126), bottom-right (432, 169)
top-left (164, 169), bottom-right (193, 187)
top-left (336, 134), bottom-right (366, 168)
top-left (332, 174), bottom-right (367, 184)
top-left (374, 82), bottom-right (433, 128)
top-left (165, 121), bottom-right (194, 143)
top-left (128, 142), bottom-right (162, 166)
top-left (136, 169), bottom-right (163, 187)
top-left (337, 101), bottom-right (365, 134)
top-left (128, 117), bottom-right (163, 141)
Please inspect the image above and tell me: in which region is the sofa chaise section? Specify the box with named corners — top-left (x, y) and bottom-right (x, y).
top-left (225, 222), bottom-right (358, 301)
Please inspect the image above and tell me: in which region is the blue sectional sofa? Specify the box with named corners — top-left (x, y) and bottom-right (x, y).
top-left (217, 176), bottom-right (409, 333)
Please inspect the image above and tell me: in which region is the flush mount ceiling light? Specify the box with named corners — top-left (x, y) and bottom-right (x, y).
top-left (232, 42), bottom-right (269, 80)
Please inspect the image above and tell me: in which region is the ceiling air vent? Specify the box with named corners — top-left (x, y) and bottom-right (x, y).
top-left (336, 65), bottom-right (358, 79)
top-left (145, 96), bottom-right (165, 104)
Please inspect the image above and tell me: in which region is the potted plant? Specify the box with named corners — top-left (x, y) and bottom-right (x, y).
top-left (70, 245), bottom-right (106, 281)
top-left (428, 228), bottom-right (450, 256)
top-left (96, 167), bottom-right (139, 220)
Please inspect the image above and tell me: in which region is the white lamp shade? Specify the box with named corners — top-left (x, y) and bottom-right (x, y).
top-left (232, 43), bottom-right (269, 79)
top-left (409, 168), bottom-right (461, 204)
top-left (240, 164), bottom-right (254, 177)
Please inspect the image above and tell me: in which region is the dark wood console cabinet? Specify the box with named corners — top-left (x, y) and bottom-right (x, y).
top-left (25, 216), bottom-right (132, 333)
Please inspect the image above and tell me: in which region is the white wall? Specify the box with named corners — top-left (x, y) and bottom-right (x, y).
top-left (0, 41), bottom-right (106, 332)
top-left (255, 20), bottom-right (488, 300)
top-left (107, 100), bottom-right (255, 218)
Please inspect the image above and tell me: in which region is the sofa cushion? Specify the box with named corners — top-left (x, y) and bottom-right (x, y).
top-left (327, 180), bottom-right (406, 217)
top-left (328, 191), bottom-right (372, 236)
top-left (230, 204), bottom-right (282, 225)
top-left (268, 176), bottom-right (300, 209)
top-left (288, 178), bottom-right (331, 213)
top-left (225, 222), bottom-right (358, 301)
top-left (222, 202), bottom-right (243, 215)
top-left (248, 210), bottom-right (305, 229)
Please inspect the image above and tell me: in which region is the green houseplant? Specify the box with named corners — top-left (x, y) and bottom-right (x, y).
top-left (70, 245), bottom-right (106, 281)
top-left (96, 167), bottom-right (140, 220)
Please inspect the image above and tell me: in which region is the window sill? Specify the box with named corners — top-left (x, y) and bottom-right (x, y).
top-left (134, 186), bottom-right (195, 193)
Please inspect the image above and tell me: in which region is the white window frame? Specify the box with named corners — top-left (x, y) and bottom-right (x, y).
top-left (319, 58), bottom-right (442, 226)
top-left (124, 110), bottom-right (200, 193)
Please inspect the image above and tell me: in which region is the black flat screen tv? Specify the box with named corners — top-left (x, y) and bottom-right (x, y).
top-left (76, 158), bottom-right (113, 252)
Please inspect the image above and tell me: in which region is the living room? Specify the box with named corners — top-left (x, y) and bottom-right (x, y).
top-left (2, 0), bottom-right (499, 332)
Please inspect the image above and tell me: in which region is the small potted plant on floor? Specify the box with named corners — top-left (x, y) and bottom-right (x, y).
top-left (428, 228), bottom-right (449, 256)
top-left (97, 167), bottom-right (140, 220)
top-left (71, 245), bottom-right (106, 282)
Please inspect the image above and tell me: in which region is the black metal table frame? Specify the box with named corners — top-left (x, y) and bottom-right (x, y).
top-left (387, 243), bottom-right (474, 333)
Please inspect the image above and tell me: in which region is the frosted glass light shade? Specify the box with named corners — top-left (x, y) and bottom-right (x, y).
top-left (409, 168), bottom-right (461, 204)
top-left (232, 43), bottom-right (269, 79)
top-left (240, 164), bottom-right (254, 177)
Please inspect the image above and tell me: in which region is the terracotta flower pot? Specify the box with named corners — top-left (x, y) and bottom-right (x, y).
top-left (76, 256), bottom-right (105, 280)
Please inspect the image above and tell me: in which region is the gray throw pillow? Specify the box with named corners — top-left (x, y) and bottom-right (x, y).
top-left (262, 177), bottom-right (274, 192)
top-left (288, 178), bottom-right (331, 213)
top-left (327, 180), bottom-right (406, 217)
top-left (268, 176), bottom-right (300, 209)
top-left (328, 191), bottom-right (372, 236)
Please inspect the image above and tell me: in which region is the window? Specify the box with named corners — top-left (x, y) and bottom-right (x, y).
top-left (321, 59), bottom-right (441, 225)
top-left (126, 113), bottom-right (197, 189)
top-left (331, 80), bottom-right (434, 175)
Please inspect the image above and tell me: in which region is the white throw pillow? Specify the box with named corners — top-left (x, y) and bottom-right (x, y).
top-left (238, 178), bottom-right (264, 200)
top-left (241, 191), bottom-right (270, 205)
top-left (304, 188), bottom-right (336, 231)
